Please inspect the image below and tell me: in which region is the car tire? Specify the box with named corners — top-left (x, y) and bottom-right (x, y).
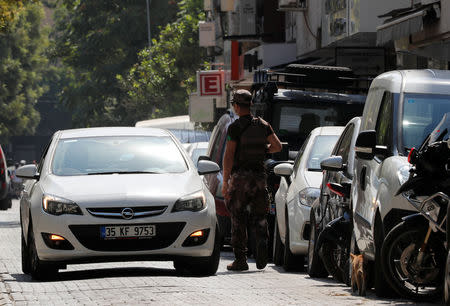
top-left (175, 225), bottom-right (221, 276)
top-left (21, 223), bottom-right (30, 274)
top-left (283, 209), bottom-right (305, 272)
top-left (28, 220), bottom-right (58, 280)
top-left (272, 217), bottom-right (284, 266)
top-left (373, 214), bottom-right (396, 298)
top-left (307, 208), bottom-right (328, 278)
top-left (0, 197), bottom-right (11, 210)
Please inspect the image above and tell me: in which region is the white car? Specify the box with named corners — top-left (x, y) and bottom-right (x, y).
top-left (273, 126), bottom-right (344, 271)
top-left (17, 127), bottom-right (221, 280)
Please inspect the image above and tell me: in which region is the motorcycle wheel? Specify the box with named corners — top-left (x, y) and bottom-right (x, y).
top-left (320, 240), bottom-right (345, 283)
top-left (381, 221), bottom-right (445, 301)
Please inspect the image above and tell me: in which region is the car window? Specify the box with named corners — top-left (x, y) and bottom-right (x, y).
top-left (272, 101), bottom-right (364, 150)
top-left (52, 136), bottom-right (187, 176)
top-left (38, 136), bottom-right (54, 174)
top-left (402, 93), bottom-right (450, 151)
top-left (292, 134), bottom-right (310, 176)
top-left (375, 91), bottom-right (393, 158)
top-left (306, 135), bottom-right (340, 171)
top-left (335, 124), bottom-right (354, 163)
top-left (210, 126), bottom-right (228, 167)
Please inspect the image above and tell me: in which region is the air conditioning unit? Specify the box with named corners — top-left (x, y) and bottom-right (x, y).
top-left (278, 0), bottom-right (307, 11)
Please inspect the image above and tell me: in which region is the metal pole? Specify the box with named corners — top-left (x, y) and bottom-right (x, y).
top-left (146, 0), bottom-right (151, 48)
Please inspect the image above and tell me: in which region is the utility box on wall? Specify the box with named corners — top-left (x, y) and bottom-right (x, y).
top-left (199, 21), bottom-right (216, 47)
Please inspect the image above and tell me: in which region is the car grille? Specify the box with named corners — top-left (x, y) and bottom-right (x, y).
top-left (86, 206), bottom-right (167, 219)
top-left (69, 222), bottom-right (186, 251)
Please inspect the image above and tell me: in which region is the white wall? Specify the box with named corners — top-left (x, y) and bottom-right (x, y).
top-left (295, 0), bottom-right (322, 57)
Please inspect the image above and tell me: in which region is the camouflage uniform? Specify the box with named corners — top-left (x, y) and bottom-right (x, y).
top-left (227, 169), bottom-right (269, 260)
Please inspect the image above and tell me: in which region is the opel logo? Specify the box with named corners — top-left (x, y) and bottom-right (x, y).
top-left (121, 208), bottom-right (134, 220)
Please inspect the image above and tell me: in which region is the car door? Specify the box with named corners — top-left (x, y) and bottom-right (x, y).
top-left (353, 92), bottom-right (394, 257)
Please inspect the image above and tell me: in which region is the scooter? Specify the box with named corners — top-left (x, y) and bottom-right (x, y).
top-left (381, 113), bottom-right (450, 301)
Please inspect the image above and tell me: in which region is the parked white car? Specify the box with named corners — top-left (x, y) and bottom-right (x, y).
top-left (273, 126), bottom-right (344, 271)
top-left (17, 127), bottom-right (221, 280)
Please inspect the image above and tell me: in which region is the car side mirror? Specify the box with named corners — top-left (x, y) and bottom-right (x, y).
top-left (15, 164), bottom-right (39, 180)
top-left (355, 130), bottom-right (376, 160)
top-left (197, 160), bottom-right (220, 175)
top-left (273, 163), bottom-right (294, 177)
top-left (198, 155), bottom-right (211, 162)
top-left (320, 156), bottom-right (345, 172)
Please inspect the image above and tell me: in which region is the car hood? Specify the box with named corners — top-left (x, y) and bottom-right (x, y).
top-left (41, 172), bottom-right (203, 207)
top-left (304, 171), bottom-right (322, 188)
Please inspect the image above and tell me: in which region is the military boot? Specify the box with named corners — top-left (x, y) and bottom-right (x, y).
top-left (227, 255), bottom-right (248, 271)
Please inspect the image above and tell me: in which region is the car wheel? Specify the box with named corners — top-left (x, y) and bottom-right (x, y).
top-left (28, 220), bottom-right (58, 280)
top-left (373, 214), bottom-right (396, 298)
top-left (272, 217), bottom-right (284, 266)
top-left (307, 208), bottom-right (328, 278)
top-left (176, 225), bottom-right (221, 276)
top-left (283, 209), bottom-right (305, 272)
top-left (0, 197), bottom-right (11, 210)
top-left (21, 223), bottom-right (30, 274)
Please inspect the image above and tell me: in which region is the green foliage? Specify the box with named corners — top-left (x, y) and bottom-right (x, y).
top-left (50, 0), bottom-right (178, 127)
top-left (0, 2), bottom-right (47, 142)
top-left (118, 0), bottom-right (208, 125)
top-left (0, 0), bottom-right (38, 32)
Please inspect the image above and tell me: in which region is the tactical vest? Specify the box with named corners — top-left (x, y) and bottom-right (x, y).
top-left (237, 117), bottom-right (267, 168)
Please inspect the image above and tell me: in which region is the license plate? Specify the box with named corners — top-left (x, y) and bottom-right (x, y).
top-left (100, 225), bottom-right (156, 239)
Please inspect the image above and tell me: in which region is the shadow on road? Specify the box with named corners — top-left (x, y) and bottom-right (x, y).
top-left (11, 266), bottom-right (178, 283)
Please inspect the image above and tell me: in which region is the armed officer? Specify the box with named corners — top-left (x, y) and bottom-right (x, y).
top-left (222, 89), bottom-right (282, 271)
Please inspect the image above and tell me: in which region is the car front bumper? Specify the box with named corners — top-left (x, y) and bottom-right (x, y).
top-left (31, 206), bottom-right (217, 262)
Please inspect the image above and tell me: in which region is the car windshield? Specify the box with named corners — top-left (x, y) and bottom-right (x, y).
top-left (402, 93), bottom-right (450, 151)
top-left (306, 135), bottom-right (340, 171)
top-left (52, 136), bottom-right (188, 176)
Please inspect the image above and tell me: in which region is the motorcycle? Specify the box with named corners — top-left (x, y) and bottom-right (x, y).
top-left (381, 112), bottom-right (450, 301)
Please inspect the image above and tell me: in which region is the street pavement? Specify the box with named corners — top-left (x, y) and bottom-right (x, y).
top-left (0, 200), bottom-right (433, 305)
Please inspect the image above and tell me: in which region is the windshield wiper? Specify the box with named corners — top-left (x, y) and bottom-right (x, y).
top-left (87, 171), bottom-right (160, 175)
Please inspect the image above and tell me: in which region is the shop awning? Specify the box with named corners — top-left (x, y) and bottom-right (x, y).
top-left (377, 9), bottom-right (425, 45)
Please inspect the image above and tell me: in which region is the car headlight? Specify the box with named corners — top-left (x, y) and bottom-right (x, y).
top-left (172, 191), bottom-right (206, 212)
top-left (42, 195), bottom-right (82, 216)
top-left (298, 187), bottom-right (320, 207)
top-left (397, 165), bottom-right (411, 185)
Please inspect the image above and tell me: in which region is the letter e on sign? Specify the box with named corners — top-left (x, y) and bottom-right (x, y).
top-left (199, 71), bottom-right (223, 96)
